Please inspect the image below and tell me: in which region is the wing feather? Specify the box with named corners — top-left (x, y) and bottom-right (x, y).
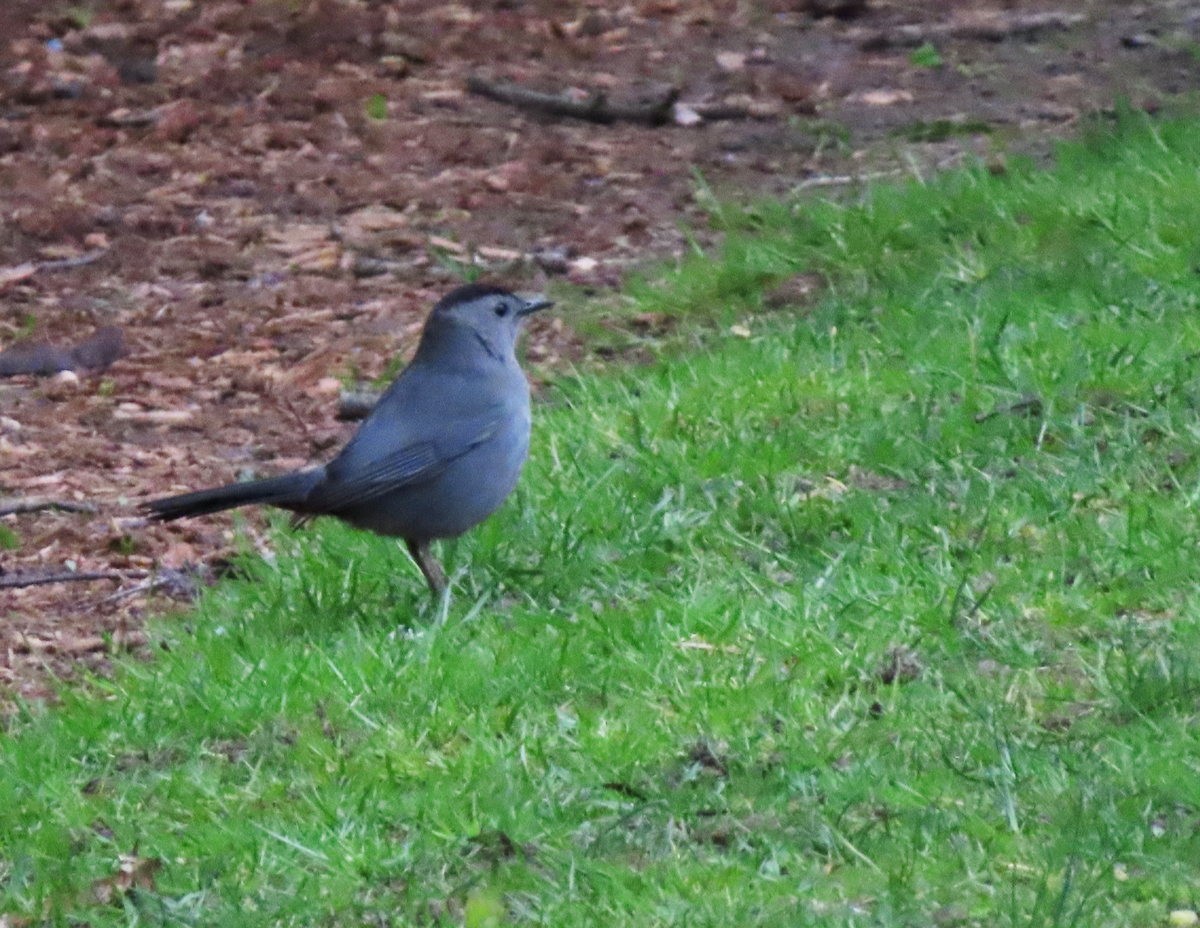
top-left (304, 416), bottom-right (502, 513)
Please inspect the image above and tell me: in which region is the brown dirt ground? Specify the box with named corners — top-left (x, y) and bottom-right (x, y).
top-left (2, 0), bottom-right (1197, 703)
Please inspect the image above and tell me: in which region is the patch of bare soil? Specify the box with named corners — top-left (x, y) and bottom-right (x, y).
top-left (2, 0), bottom-right (1196, 702)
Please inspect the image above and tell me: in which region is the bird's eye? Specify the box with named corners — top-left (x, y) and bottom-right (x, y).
top-left (494, 303), bottom-right (509, 318)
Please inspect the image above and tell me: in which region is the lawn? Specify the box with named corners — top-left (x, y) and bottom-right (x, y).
top-left (3, 113), bottom-right (1200, 926)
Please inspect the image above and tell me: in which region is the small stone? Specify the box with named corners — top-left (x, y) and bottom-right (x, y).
top-left (855, 88), bottom-right (914, 106)
top-left (379, 55), bottom-right (409, 78)
top-left (672, 102), bottom-right (703, 126)
top-left (715, 51), bottom-right (746, 72)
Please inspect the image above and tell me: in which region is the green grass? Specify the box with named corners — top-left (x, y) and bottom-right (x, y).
top-left (5, 113), bottom-right (1200, 926)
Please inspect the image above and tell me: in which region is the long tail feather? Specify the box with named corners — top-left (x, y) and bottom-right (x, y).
top-left (143, 470), bottom-right (323, 522)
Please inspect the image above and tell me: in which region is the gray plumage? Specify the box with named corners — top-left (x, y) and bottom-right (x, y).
top-left (144, 283), bottom-right (552, 595)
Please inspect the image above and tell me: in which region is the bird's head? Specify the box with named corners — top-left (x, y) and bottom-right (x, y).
top-left (421, 283), bottom-right (553, 362)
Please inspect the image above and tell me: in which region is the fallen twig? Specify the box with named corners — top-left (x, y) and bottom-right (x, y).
top-left (853, 11), bottom-right (1085, 50)
top-left (1, 569), bottom-right (144, 590)
top-left (0, 496), bottom-right (98, 517)
top-left (467, 75), bottom-right (679, 125)
top-left (0, 249), bottom-right (110, 293)
top-left (12, 630), bottom-right (147, 655)
top-left (99, 566), bottom-right (209, 604)
top-left (270, 392), bottom-right (317, 447)
top-left (794, 170), bottom-right (903, 191)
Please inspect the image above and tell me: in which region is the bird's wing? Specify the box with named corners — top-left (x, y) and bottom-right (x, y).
top-left (303, 410), bottom-right (505, 513)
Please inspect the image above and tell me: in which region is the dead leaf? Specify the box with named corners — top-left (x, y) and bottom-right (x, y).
top-left (290, 244), bottom-right (343, 274)
top-left (338, 205), bottom-right (415, 245)
top-left (719, 93), bottom-right (783, 117)
top-left (628, 311), bottom-right (676, 336)
top-left (267, 224), bottom-right (334, 257)
top-left (847, 466), bottom-right (909, 492)
top-left (787, 475), bottom-right (849, 503)
top-left (92, 854), bottom-right (162, 905)
top-left (764, 273), bottom-right (824, 309)
top-left (877, 646), bottom-right (923, 684)
top-left (686, 739), bottom-right (729, 776)
top-left (152, 99), bottom-right (202, 143)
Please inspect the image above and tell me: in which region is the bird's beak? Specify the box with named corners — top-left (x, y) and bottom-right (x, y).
top-left (518, 295), bottom-right (554, 316)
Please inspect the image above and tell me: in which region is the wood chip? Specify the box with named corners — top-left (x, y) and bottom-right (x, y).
top-left (853, 89), bottom-right (914, 106)
top-left (0, 263), bottom-right (38, 288)
top-left (111, 408), bottom-right (195, 424)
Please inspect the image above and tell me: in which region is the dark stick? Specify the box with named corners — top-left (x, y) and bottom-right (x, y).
top-left (853, 11), bottom-right (1084, 50)
top-left (0, 497), bottom-right (99, 517)
top-left (466, 75), bottom-right (678, 126)
top-left (36, 248), bottom-right (109, 273)
top-left (0, 570), bottom-right (141, 590)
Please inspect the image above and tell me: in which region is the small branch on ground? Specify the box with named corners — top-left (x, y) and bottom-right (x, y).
top-left (99, 566), bottom-right (210, 604)
top-left (1, 569), bottom-right (145, 590)
top-left (467, 75), bottom-right (679, 125)
top-left (271, 393), bottom-right (317, 448)
top-left (853, 11), bottom-right (1085, 49)
top-left (36, 248), bottom-right (109, 273)
top-left (0, 497), bottom-right (99, 517)
top-left (12, 630), bottom-right (148, 655)
top-left (794, 170), bottom-right (903, 191)
top-left (0, 249), bottom-right (109, 294)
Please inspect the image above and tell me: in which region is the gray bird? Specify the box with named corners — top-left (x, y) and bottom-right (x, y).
top-left (144, 283), bottom-right (553, 596)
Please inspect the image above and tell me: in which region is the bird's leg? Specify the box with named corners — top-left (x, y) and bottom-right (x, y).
top-left (405, 538), bottom-right (447, 597)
